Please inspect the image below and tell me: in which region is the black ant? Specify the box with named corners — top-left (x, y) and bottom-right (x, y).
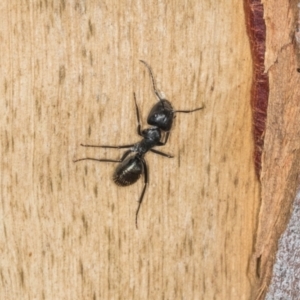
top-left (74, 61), bottom-right (204, 228)
top-left (75, 93), bottom-right (173, 228)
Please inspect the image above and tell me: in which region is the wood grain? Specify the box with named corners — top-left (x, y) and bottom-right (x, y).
top-left (0, 0), bottom-right (259, 299)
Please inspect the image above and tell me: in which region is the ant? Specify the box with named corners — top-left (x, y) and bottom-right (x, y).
top-left (75, 93), bottom-right (173, 228)
top-left (74, 61), bottom-right (204, 228)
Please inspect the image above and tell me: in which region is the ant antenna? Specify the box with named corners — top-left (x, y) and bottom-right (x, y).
top-left (140, 60), bottom-right (164, 104)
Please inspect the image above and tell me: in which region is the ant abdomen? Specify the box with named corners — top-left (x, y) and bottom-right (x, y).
top-left (113, 155), bottom-right (144, 186)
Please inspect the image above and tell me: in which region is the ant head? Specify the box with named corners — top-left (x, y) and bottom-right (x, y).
top-left (147, 99), bottom-right (174, 131)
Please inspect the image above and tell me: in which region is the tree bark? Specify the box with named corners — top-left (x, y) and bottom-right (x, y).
top-left (249, 0), bottom-right (300, 299)
top-left (0, 0), bottom-right (261, 299)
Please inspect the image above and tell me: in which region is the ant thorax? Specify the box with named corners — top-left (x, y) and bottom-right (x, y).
top-left (132, 127), bottom-right (162, 155)
top-left (141, 127), bottom-right (161, 141)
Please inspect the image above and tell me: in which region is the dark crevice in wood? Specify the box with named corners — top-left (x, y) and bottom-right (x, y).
top-left (244, 0), bottom-right (269, 177)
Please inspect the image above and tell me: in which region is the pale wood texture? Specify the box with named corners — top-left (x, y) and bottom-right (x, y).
top-left (0, 1), bottom-right (259, 299)
top-left (250, 0), bottom-right (300, 299)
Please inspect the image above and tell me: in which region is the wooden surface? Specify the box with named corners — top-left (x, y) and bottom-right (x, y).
top-left (0, 1), bottom-right (259, 299)
top-left (250, 0), bottom-right (300, 298)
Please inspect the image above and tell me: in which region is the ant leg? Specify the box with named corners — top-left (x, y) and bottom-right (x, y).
top-left (80, 143), bottom-right (135, 149)
top-left (174, 105), bottom-right (205, 113)
top-left (133, 93), bottom-right (143, 136)
top-left (150, 148), bottom-right (173, 158)
top-left (135, 158), bottom-right (148, 229)
top-left (156, 132), bottom-right (170, 146)
top-left (74, 149), bottom-right (132, 163)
